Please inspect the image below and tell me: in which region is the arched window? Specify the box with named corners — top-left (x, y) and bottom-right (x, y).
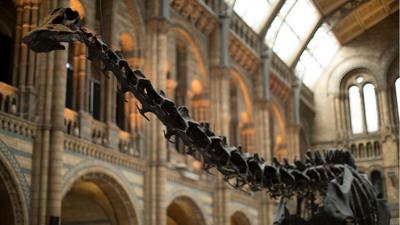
top-left (370, 170), bottom-right (384, 198)
top-left (345, 74), bottom-right (379, 134)
top-left (348, 86), bottom-right (363, 134)
top-left (363, 83), bottom-right (378, 132)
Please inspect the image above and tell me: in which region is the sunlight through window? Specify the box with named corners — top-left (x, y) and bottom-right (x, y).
top-left (363, 83), bottom-right (379, 132)
top-left (233, 0), bottom-right (276, 32)
top-left (265, 0), bottom-right (319, 63)
top-left (295, 24), bottom-right (339, 87)
top-left (348, 86), bottom-right (363, 134)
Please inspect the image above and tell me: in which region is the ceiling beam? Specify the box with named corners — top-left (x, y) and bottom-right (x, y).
top-left (289, 19), bottom-right (323, 70)
top-left (259, 0), bottom-right (286, 39)
top-left (290, 0), bottom-right (370, 69)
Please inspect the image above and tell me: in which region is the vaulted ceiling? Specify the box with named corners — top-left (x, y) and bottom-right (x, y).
top-left (227, 0), bottom-right (398, 87)
top-left (313, 0), bottom-right (399, 44)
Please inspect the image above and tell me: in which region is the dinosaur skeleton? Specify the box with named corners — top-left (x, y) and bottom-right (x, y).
top-left (23, 8), bottom-right (391, 225)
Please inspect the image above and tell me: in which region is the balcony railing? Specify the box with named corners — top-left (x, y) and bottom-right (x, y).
top-left (0, 82), bottom-right (18, 115)
top-left (230, 13), bottom-right (261, 54)
top-left (63, 108), bottom-right (143, 158)
top-left (91, 119), bottom-right (108, 145)
top-left (119, 130), bottom-right (142, 157)
top-left (349, 140), bottom-right (382, 161)
top-left (64, 108), bottom-right (79, 136)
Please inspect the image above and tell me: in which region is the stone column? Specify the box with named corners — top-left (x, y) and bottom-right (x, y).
top-left (288, 78), bottom-right (301, 161)
top-left (259, 192), bottom-right (272, 225)
top-left (47, 45), bottom-right (68, 225)
top-left (254, 100), bottom-right (272, 162)
top-left (12, 0), bottom-right (40, 118)
top-left (47, 1), bottom-right (69, 224)
top-left (287, 124), bottom-right (301, 161)
top-left (210, 67), bottom-right (230, 225)
top-left (26, 1), bottom-right (40, 120)
top-left (30, 1), bottom-right (69, 225)
top-left (143, 1), bottom-right (169, 224)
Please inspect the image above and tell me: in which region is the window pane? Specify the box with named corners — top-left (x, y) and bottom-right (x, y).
top-left (295, 50), bottom-right (323, 87)
top-left (396, 78), bottom-right (400, 121)
top-left (363, 83), bottom-right (379, 132)
top-left (308, 25), bottom-right (339, 67)
top-left (265, 0), bottom-right (320, 64)
top-left (349, 86), bottom-right (363, 134)
top-left (265, 16), bottom-right (283, 46)
top-left (294, 23), bottom-right (339, 88)
top-left (285, 0), bottom-right (319, 39)
top-left (233, 0), bottom-right (275, 32)
top-left (273, 22), bottom-right (301, 62)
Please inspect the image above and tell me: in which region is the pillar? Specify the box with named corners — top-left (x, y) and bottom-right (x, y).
top-left (143, 1), bottom-right (170, 224)
top-left (254, 100), bottom-right (272, 162)
top-left (30, 1), bottom-right (69, 225)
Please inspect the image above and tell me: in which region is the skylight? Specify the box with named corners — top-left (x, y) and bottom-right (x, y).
top-left (295, 24), bottom-right (340, 87)
top-left (265, 0), bottom-right (320, 63)
top-left (233, 0), bottom-right (276, 33)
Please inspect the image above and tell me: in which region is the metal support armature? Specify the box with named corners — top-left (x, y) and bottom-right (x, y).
top-left (23, 8), bottom-right (390, 225)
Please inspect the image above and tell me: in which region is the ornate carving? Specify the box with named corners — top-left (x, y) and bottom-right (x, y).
top-left (229, 36), bottom-right (260, 74)
top-left (171, 0), bottom-right (218, 35)
top-left (0, 139), bottom-right (30, 225)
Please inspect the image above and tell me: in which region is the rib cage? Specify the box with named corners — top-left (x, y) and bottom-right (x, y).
top-left (22, 8), bottom-right (390, 225)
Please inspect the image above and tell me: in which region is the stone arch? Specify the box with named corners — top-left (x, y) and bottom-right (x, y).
top-left (325, 56), bottom-right (382, 94)
top-left (339, 68), bottom-right (379, 91)
top-left (230, 69), bottom-right (253, 116)
top-left (123, 0), bottom-right (145, 55)
top-left (230, 210), bottom-right (252, 225)
top-left (0, 139), bottom-right (29, 225)
top-left (167, 194), bottom-right (207, 225)
top-left (169, 27), bottom-right (209, 89)
top-left (269, 100), bottom-right (287, 160)
top-left (369, 169), bottom-right (385, 198)
top-left (62, 160), bottom-right (142, 225)
top-left (337, 68), bottom-right (381, 135)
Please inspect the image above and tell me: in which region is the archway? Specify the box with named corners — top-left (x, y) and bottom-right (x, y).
top-left (0, 138), bottom-right (29, 225)
top-left (231, 211), bottom-right (251, 225)
top-left (167, 196), bottom-right (206, 225)
top-left (370, 170), bottom-right (385, 198)
top-left (61, 171), bottom-right (139, 225)
top-left (0, 154), bottom-right (28, 225)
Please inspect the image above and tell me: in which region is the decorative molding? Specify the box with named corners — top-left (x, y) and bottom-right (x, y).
top-left (0, 112), bottom-right (36, 138)
top-left (166, 168), bottom-right (215, 193)
top-left (229, 189), bottom-right (259, 208)
top-left (62, 159), bottom-right (144, 225)
top-left (0, 138), bottom-right (30, 225)
top-left (64, 135), bottom-right (147, 173)
top-left (170, 0), bottom-right (218, 35)
top-left (229, 34), bottom-right (260, 74)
